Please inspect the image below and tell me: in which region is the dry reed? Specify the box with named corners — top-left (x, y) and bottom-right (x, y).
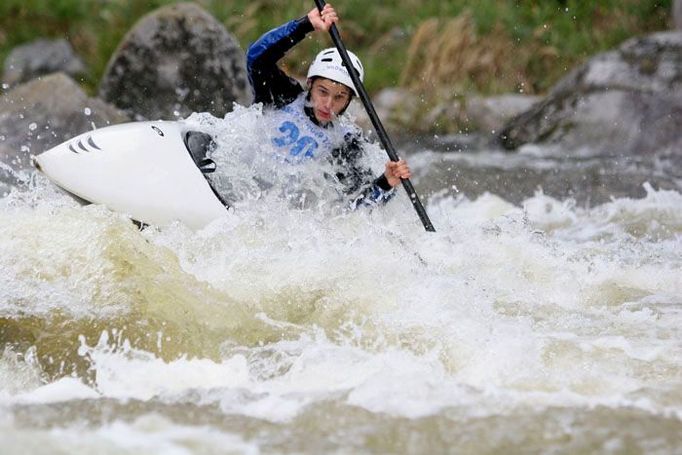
top-left (400, 12), bottom-right (540, 98)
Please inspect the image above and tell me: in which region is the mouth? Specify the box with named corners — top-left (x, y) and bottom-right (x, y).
top-left (316, 109), bottom-right (332, 121)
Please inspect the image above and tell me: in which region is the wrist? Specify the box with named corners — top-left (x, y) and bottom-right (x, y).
top-left (376, 174), bottom-right (394, 191)
top-left (300, 15), bottom-right (315, 33)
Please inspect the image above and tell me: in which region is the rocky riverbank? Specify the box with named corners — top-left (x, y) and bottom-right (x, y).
top-left (0, 2), bottom-right (250, 177)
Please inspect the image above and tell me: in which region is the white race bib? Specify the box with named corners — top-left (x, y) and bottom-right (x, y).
top-left (265, 95), bottom-right (348, 163)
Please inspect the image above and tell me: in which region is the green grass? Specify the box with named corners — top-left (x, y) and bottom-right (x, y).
top-left (0, 0), bottom-right (673, 95)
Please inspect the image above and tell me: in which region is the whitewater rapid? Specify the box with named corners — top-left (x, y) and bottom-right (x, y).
top-left (0, 104), bottom-right (681, 454)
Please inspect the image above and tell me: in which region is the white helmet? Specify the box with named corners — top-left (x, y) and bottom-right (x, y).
top-left (307, 48), bottom-right (364, 96)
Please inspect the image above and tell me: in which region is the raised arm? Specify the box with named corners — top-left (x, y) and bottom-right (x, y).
top-left (246, 17), bottom-right (313, 107)
top-left (246, 5), bottom-right (340, 107)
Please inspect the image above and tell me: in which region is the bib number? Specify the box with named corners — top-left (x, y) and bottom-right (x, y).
top-left (272, 121), bottom-right (318, 159)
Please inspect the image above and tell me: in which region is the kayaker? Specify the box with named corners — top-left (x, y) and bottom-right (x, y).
top-left (246, 3), bottom-right (411, 207)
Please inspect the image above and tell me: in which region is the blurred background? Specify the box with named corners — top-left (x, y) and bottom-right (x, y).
top-left (0, 0), bottom-right (673, 96)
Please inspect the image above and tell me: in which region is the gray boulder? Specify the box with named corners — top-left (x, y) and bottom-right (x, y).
top-left (351, 89), bottom-right (540, 137)
top-left (99, 2), bottom-right (252, 121)
top-left (2, 38), bottom-right (87, 87)
top-left (465, 94), bottom-right (541, 134)
top-left (499, 32), bottom-right (682, 154)
top-left (0, 73), bottom-right (129, 170)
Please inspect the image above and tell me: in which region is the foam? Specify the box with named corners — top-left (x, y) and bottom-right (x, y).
top-left (0, 104), bottom-right (680, 437)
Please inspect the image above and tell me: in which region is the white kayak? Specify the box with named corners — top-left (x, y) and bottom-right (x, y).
top-left (33, 121), bottom-right (229, 230)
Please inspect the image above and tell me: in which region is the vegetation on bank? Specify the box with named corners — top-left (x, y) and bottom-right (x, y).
top-left (0, 0), bottom-right (673, 97)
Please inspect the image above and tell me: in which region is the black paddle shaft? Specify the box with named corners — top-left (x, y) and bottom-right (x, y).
top-left (313, 0), bottom-right (435, 232)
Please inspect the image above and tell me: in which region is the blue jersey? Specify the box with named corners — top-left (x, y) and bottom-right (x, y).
top-left (247, 17), bottom-right (394, 207)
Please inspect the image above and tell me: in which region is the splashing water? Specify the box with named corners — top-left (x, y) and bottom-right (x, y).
top-left (0, 104), bottom-right (681, 453)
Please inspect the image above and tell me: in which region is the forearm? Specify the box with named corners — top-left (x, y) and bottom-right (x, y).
top-left (350, 175), bottom-right (395, 209)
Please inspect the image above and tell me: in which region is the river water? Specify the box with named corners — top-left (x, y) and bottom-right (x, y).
top-left (1, 105), bottom-right (681, 454)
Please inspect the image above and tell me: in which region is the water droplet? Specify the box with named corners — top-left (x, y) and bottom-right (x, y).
top-left (29, 122), bottom-right (37, 131)
top-left (1, 83), bottom-right (8, 90)
top-left (84, 107), bottom-right (92, 116)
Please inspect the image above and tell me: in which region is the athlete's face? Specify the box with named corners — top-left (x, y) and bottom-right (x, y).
top-left (308, 78), bottom-right (352, 123)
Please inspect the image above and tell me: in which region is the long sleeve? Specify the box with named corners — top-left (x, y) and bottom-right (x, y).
top-left (328, 133), bottom-right (395, 209)
top-left (246, 16), bottom-right (314, 108)
top-left (351, 173), bottom-right (395, 208)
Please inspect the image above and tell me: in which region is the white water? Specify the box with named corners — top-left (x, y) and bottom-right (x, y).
top-left (1, 104), bottom-right (681, 453)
